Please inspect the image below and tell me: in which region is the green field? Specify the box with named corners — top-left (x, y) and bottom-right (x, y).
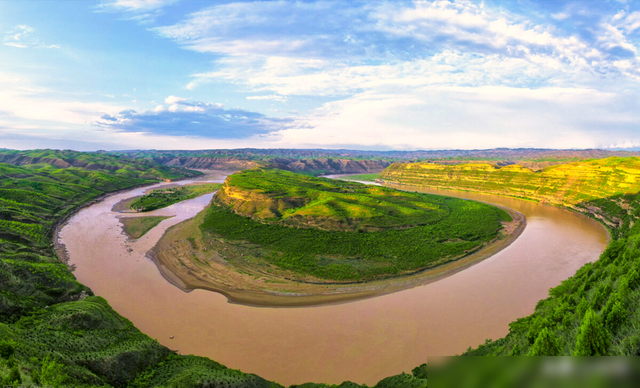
top-left (120, 216), bottom-right (172, 239)
top-left (380, 157), bottom-right (640, 356)
top-left (203, 169), bottom-right (511, 281)
top-left (0, 150), bottom-right (426, 387)
top-left (130, 183), bottom-right (222, 212)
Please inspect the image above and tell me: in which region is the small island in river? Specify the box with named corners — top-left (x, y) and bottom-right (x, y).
top-left (150, 168), bottom-right (526, 305)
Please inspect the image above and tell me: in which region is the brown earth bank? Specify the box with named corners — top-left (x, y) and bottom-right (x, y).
top-left (149, 198), bottom-right (526, 307)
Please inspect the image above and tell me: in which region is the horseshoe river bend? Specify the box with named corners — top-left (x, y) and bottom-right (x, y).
top-left (57, 171), bottom-right (607, 386)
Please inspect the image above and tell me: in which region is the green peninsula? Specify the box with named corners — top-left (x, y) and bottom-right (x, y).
top-left (152, 168), bottom-right (522, 304)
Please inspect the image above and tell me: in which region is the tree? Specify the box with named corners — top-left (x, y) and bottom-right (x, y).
top-left (574, 309), bottom-right (609, 356)
top-left (2, 366), bottom-right (21, 385)
top-left (529, 328), bottom-right (561, 356)
top-left (38, 354), bottom-right (67, 388)
top-left (605, 300), bottom-right (627, 334)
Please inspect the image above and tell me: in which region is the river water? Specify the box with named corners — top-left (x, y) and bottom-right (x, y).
top-left (58, 176), bottom-right (607, 386)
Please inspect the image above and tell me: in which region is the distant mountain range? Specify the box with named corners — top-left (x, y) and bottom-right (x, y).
top-left (2, 148), bottom-right (639, 176)
top-left (114, 147), bottom-right (640, 161)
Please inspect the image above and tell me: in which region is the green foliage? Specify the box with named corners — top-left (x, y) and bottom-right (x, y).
top-left (130, 183), bottom-right (221, 212)
top-left (38, 354), bottom-right (67, 387)
top-left (3, 366), bottom-right (21, 385)
top-left (374, 372), bottom-right (427, 388)
top-left (574, 309), bottom-right (609, 356)
top-left (0, 342), bottom-right (14, 359)
top-left (130, 354), bottom-right (282, 388)
top-left (411, 364), bottom-right (427, 379)
top-left (529, 328), bottom-right (561, 356)
top-left (605, 300), bottom-right (627, 334)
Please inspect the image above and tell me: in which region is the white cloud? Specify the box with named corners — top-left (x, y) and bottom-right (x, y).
top-left (3, 25), bottom-right (59, 49)
top-left (165, 95), bottom-right (187, 104)
top-left (154, 104), bottom-right (165, 112)
top-left (97, 0), bottom-right (179, 12)
top-left (246, 94), bottom-right (288, 102)
top-left (270, 85), bottom-right (640, 150)
top-left (96, 0), bottom-right (180, 23)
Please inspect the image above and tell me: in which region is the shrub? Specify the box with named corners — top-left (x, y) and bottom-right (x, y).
top-left (574, 309), bottom-right (609, 356)
top-left (529, 328), bottom-right (561, 356)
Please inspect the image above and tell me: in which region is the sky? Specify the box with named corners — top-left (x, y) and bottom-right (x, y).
top-left (1, 0), bottom-right (640, 151)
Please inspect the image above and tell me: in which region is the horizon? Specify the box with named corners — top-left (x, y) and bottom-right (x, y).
top-left (5, 146), bottom-right (640, 154)
top-left (2, 1), bottom-right (640, 151)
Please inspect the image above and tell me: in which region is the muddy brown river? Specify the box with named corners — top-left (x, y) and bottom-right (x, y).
top-left (58, 174), bottom-right (607, 386)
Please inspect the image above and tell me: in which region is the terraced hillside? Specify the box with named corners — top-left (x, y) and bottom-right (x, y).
top-left (380, 156), bottom-right (640, 356)
top-left (381, 157), bottom-right (640, 227)
top-left (0, 152), bottom-right (427, 387)
top-left (0, 149), bottom-right (191, 180)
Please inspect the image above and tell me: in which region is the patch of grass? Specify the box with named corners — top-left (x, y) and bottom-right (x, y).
top-left (120, 216), bottom-right (172, 239)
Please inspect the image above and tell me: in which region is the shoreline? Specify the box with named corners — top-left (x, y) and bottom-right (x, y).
top-left (149, 196), bottom-right (526, 307)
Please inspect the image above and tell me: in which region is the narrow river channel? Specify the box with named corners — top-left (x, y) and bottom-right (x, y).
top-left (58, 173), bottom-right (607, 386)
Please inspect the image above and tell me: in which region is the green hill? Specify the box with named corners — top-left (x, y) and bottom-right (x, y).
top-left (380, 157), bottom-right (640, 206)
top-left (199, 168), bottom-right (513, 282)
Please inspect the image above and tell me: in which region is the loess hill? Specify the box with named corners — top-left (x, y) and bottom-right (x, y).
top-left (216, 168), bottom-right (464, 231)
top-left (381, 157), bottom-right (640, 231)
top-left (201, 168), bottom-right (513, 282)
top-left (381, 157), bottom-right (640, 206)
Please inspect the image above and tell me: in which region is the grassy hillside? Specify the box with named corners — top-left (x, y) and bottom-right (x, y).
top-left (381, 157), bottom-right (640, 207)
top-left (201, 169), bottom-right (512, 282)
top-left (0, 152), bottom-right (426, 387)
top-left (0, 149), bottom-right (194, 181)
top-left (217, 168), bottom-right (510, 231)
top-left (380, 157), bottom-right (640, 356)
top-left (381, 157), bottom-right (640, 232)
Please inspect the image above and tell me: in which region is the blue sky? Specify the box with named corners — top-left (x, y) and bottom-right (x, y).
top-left (2, 0), bottom-right (640, 151)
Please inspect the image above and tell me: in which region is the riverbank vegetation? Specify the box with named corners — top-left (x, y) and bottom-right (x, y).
top-left (0, 151), bottom-right (426, 387)
top-left (129, 183), bottom-right (222, 212)
top-left (204, 169), bottom-right (511, 282)
top-left (381, 157), bottom-right (640, 356)
top-left (120, 216), bottom-right (172, 239)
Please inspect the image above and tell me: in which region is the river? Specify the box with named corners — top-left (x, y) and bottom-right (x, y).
top-left (58, 173), bottom-right (607, 386)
